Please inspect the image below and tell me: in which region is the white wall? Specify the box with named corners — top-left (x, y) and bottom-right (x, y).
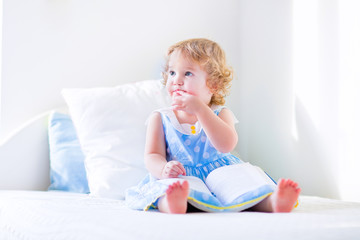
top-left (232, 1), bottom-right (340, 199)
top-left (1, 0), bottom-right (340, 198)
top-left (1, 0), bottom-right (241, 138)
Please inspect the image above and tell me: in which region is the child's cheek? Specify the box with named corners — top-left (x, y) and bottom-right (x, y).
top-left (166, 85), bottom-right (172, 96)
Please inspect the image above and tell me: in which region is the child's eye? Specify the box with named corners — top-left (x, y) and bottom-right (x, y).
top-left (185, 71), bottom-right (193, 76)
top-left (169, 71), bottom-right (176, 76)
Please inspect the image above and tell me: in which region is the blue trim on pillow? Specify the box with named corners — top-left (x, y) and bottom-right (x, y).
top-left (48, 111), bottom-right (89, 193)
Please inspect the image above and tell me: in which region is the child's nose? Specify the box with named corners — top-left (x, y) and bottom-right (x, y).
top-left (173, 75), bottom-right (184, 85)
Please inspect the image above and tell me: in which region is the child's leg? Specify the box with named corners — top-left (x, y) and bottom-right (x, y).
top-left (249, 178), bottom-right (301, 213)
top-left (158, 181), bottom-right (189, 214)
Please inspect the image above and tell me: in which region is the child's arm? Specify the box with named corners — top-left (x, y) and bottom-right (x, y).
top-left (199, 106), bottom-right (238, 153)
top-left (172, 94), bottom-right (238, 153)
top-left (197, 105), bottom-right (238, 153)
top-left (144, 112), bottom-right (186, 179)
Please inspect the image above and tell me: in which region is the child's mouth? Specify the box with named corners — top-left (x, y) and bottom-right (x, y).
top-left (173, 89), bottom-right (186, 96)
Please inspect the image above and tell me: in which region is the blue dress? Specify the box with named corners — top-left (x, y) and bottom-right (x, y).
top-left (125, 106), bottom-right (245, 211)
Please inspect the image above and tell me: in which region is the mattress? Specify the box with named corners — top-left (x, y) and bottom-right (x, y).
top-left (1, 191), bottom-right (360, 240)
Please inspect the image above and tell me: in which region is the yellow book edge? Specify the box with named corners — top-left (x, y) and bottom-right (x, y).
top-left (144, 192), bottom-right (299, 212)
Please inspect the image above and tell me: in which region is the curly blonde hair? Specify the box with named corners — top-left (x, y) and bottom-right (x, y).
top-left (162, 38), bottom-right (233, 105)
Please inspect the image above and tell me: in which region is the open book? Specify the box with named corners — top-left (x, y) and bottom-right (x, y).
top-left (158, 162), bottom-right (277, 212)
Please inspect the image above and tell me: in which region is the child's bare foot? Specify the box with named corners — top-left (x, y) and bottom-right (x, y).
top-left (249, 178), bottom-right (301, 213)
top-left (158, 181), bottom-right (189, 214)
top-left (270, 178), bottom-right (301, 212)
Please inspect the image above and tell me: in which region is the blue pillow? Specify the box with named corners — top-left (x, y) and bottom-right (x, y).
top-left (48, 111), bottom-right (89, 193)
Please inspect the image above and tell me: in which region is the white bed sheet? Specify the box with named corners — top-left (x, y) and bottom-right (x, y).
top-left (0, 190), bottom-right (360, 240)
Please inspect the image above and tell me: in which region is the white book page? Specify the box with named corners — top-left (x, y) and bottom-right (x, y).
top-left (180, 176), bottom-right (213, 195)
top-left (157, 176), bottom-right (212, 196)
top-left (205, 163), bottom-right (276, 205)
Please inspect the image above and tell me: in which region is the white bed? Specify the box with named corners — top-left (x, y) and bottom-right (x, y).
top-left (1, 80), bottom-right (360, 240)
top-left (1, 191), bottom-right (360, 240)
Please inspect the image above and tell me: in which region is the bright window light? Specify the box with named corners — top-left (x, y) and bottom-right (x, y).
top-left (292, 0), bottom-right (320, 141)
top-left (338, 0), bottom-right (360, 202)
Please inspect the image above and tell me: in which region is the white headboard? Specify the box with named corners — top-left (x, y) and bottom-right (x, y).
top-left (0, 112), bottom-right (51, 190)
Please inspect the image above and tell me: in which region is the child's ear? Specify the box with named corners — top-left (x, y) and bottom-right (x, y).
top-left (206, 78), bottom-right (218, 94)
top-left (209, 83), bottom-right (218, 94)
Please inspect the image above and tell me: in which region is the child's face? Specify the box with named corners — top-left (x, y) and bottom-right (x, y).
top-left (166, 50), bottom-right (213, 105)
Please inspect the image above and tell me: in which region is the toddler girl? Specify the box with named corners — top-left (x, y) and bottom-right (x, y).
top-left (126, 38), bottom-right (300, 213)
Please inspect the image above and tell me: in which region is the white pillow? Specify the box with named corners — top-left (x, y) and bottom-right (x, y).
top-left (62, 79), bottom-right (170, 199)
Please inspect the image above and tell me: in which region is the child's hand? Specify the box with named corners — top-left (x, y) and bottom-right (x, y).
top-left (171, 91), bottom-right (204, 115)
top-left (161, 160), bottom-right (186, 179)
